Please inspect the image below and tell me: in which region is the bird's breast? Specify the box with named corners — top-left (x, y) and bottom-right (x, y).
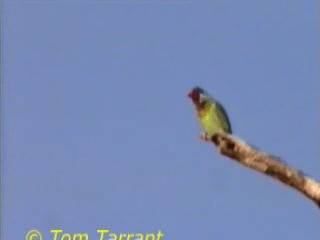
top-left (196, 103), bottom-right (211, 118)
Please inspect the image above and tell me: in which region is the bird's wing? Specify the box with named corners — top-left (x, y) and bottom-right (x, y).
top-left (215, 101), bottom-right (232, 134)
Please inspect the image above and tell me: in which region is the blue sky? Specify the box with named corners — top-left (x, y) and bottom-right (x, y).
top-left (2, 1), bottom-right (319, 239)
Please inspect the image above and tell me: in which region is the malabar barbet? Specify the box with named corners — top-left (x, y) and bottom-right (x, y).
top-left (188, 87), bottom-right (232, 138)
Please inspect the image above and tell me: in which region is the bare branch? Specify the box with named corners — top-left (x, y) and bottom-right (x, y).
top-left (207, 133), bottom-right (320, 208)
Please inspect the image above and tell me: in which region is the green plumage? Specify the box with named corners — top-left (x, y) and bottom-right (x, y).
top-left (199, 100), bottom-right (232, 134)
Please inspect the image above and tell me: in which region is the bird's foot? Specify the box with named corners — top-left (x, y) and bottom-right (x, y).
top-left (199, 133), bottom-right (211, 141)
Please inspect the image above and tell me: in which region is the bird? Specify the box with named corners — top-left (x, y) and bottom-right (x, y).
top-left (188, 87), bottom-right (232, 139)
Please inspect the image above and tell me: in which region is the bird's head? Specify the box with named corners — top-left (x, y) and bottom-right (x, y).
top-left (188, 87), bottom-right (208, 105)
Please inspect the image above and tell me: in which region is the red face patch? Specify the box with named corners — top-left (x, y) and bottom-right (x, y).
top-left (188, 89), bottom-right (200, 103)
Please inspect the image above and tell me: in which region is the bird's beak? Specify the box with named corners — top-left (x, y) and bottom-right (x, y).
top-left (187, 92), bottom-right (192, 98)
